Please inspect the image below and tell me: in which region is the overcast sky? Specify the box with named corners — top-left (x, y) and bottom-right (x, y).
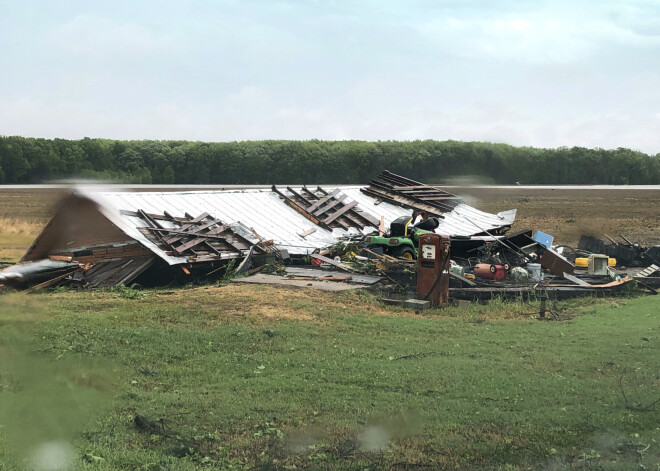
top-left (1, 0), bottom-right (659, 153)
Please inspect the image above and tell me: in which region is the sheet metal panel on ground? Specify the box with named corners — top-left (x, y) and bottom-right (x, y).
top-left (81, 186), bottom-right (516, 265)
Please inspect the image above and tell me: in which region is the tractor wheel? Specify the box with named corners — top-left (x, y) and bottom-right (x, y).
top-left (392, 246), bottom-right (416, 260)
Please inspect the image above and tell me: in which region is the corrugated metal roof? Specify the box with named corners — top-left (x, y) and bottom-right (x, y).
top-left (77, 186), bottom-right (516, 265)
top-left (339, 188), bottom-right (516, 237)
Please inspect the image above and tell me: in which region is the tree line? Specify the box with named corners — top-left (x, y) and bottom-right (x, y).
top-left (1, 136), bottom-right (659, 185)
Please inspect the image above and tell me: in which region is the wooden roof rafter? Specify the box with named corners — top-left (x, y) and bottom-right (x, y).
top-left (360, 170), bottom-right (463, 216)
top-left (272, 185), bottom-right (379, 231)
top-left (133, 210), bottom-right (261, 263)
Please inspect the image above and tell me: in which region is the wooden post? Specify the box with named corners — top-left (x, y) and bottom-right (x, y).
top-left (539, 296), bottom-right (546, 318)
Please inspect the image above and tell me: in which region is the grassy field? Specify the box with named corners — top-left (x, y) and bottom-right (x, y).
top-left (1, 285), bottom-right (659, 470)
top-left (1, 187), bottom-right (659, 469)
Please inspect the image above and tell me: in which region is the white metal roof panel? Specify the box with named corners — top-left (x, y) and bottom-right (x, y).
top-left (82, 189), bottom-right (339, 265)
top-left (339, 187), bottom-right (516, 237)
top-left (76, 186), bottom-right (516, 264)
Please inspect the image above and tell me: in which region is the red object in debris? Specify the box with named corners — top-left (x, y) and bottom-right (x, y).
top-left (474, 263), bottom-right (506, 281)
top-left (311, 257), bottom-right (323, 266)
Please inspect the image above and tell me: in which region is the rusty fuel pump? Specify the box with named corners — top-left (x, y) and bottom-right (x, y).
top-left (417, 233), bottom-right (451, 307)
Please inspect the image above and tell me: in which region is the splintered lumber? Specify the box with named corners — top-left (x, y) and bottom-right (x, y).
top-left (48, 255), bottom-right (73, 262)
top-left (310, 254), bottom-right (359, 273)
top-left (312, 194), bottom-right (347, 216)
top-left (250, 227), bottom-right (280, 257)
top-left (24, 268), bottom-right (82, 292)
top-left (298, 228), bottom-right (317, 238)
top-left (636, 264), bottom-right (660, 278)
top-left (449, 272), bottom-right (477, 287)
top-left (144, 227), bottom-right (229, 241)
top-left (272, 185), bottom-right (324, 226)
top-left (306, 189), bottom-right (340, 212)
top-left (360, 170), bottom-right (463, 216)
top-left (314, 186), bottom-right (380, 227)
top-left (287, 275), bottom-right (352, 282)
top-left (173, 237), bottom-right (209, 254)
top-left (562, 273), bottom-right (591, 287)
top-left (323, 201), bottom-right (358, 224)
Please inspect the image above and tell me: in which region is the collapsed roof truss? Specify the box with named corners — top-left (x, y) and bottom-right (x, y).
top-left (122, 210), bottom-right (262, 262)
top-left (361, 170), bottom-right (463, 217)
top-left (272, 185), bottom-right (380, 231)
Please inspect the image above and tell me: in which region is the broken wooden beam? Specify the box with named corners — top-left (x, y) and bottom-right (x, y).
top-left (310, 254), bottom-right (359, 273)
top-left (272, 185), bottom-right (327, 229)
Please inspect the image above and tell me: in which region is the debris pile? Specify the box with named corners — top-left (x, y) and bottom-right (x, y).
top-left (299, 219), bottom-right (646, 303)
top-left (361, 170), bottom-right (463, 216)
top-left (577, 234), bottom-right (660, 268)
top-left (132, 210), bottom-right (262, 262)
top-left (0, 170), bottom-right (656, 303)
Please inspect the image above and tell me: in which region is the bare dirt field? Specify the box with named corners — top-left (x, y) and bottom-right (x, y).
top-left (462, 186), bottom-right (660, 246)
top-left (1, 186), bottom-right (658, 263)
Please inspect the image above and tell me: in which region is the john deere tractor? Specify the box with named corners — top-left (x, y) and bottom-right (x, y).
top-left (363, 213), bottom-right (440, 260)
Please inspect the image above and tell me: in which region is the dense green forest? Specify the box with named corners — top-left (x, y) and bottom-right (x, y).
top-left (0, 136), bottom-right (659, 185)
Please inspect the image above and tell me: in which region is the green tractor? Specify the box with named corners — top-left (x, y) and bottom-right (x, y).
top-left (363, 213), bottom-right (440, 260)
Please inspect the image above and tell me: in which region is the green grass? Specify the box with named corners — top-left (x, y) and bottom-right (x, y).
top-left (0, 285), bottom-right (659, 470)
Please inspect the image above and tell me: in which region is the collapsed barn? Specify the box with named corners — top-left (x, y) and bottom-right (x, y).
top-left (0, 171), bottom-right (515, 290)
top-left (2, 170), bottom-right (657, 302)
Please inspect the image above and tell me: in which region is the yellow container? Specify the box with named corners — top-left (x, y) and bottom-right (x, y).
top-left (575, 257), bottom-right (616, 267)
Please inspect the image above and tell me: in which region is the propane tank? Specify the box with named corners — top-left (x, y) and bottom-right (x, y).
top-left (474, 263), bottom-right (506, 281)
